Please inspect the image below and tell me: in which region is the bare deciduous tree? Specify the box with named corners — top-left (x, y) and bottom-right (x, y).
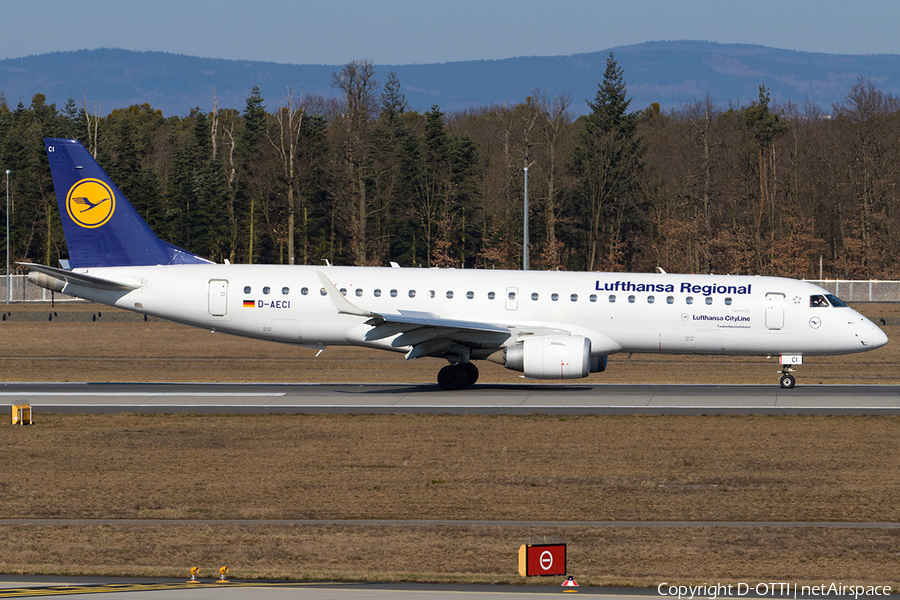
top-left (332, 59), bottom-right (379, 265)
top-left (267, 86), bottom-right (305, 264)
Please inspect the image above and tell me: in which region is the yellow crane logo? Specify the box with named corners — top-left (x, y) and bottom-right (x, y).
top-left (66, 178), bottom-right (116, 228)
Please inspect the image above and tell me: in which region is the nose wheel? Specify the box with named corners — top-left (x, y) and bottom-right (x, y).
top-left (778, 365), bottom-right (796, 389)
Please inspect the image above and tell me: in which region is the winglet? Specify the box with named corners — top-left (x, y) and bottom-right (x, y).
top-left (315, 271), bottom-right (374, 317)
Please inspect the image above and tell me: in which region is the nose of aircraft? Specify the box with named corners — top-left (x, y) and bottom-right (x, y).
top-left (868, 321), bottom-right (889, 349)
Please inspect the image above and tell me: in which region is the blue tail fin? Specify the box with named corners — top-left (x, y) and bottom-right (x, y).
top-left (44, 138), bottom-right (211, 268)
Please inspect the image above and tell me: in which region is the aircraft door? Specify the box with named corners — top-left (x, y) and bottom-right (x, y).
top-left (208, 280), bottom-right (228, 316)
top-left (765, 292), bottom-right (785, 330)
top-left (506, 287), bottom-right (518, 311)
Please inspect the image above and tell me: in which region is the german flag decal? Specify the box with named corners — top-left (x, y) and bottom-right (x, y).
top-left (243, 300), bottom-right (255, 308)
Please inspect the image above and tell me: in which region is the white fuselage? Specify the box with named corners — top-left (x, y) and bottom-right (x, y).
top-left (61, 264), bottom-right (887, 359)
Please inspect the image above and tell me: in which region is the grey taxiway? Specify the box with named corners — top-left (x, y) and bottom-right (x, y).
top-left (1, 382), bottom-right (898, 414)
top-left (0, 579), bottom-right (611, 599)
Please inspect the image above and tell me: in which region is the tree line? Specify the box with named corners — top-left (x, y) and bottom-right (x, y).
top-left (2, 54), bottom-right (899, 280)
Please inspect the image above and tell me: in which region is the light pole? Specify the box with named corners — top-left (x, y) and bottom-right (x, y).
top-left (5, 169), bottom-right (9, 304)
top-left (522, 166), bottom-right (529, 271)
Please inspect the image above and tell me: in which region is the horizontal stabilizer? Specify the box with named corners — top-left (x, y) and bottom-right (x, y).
top-left (20, 263), bottom-right (140, 292)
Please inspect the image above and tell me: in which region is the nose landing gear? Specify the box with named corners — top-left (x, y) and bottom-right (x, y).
top-left (778, 364), bottom-right (796, 389)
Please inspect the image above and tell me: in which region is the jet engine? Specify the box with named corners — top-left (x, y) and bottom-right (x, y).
top-left (495, 335), bottom-right (594, 379)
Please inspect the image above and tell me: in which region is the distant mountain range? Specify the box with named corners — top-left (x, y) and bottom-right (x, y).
top-left (2, 41), bottom-right (899, 117)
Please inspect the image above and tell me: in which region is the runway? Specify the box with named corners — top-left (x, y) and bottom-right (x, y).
top-left (1, 382), bottom-right (899, 414)
top-left (0, 579), bottom-right (626, 599)
top-left (0, 578), bottom-right (874, 599)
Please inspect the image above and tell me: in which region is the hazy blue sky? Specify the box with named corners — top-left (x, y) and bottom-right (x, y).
top-left (2, 0), bottom-right (898, 64)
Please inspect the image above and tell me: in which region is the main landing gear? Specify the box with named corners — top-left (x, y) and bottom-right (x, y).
top-left (779, 364), bottom-right (796, 389)
top-left (437, 362), bottom-right (479, 390)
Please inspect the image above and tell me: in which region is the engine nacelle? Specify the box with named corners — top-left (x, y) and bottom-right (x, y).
top-left (504, 335), bottom-right (592, 379)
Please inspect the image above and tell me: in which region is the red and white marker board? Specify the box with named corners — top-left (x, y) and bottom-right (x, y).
top-left (518, 543), bottom-right (566, 577)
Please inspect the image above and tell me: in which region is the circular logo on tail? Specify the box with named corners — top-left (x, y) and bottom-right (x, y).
top-left (66, 178), bottom-right (115, 228)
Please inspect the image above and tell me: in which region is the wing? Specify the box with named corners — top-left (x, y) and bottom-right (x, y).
top-left (315, 271), bottom-right (572, 360)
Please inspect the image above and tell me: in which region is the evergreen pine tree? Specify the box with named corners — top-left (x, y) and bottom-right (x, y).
top-left (241, 86), bottom-right (267, 149)
top-left (569, 52), bottom-right (645, 271)
top-left (380, 71), bottom-right (407, 126)
top-left (235, 86), bottom-right (267, 263)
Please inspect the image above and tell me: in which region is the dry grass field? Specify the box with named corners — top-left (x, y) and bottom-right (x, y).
top-left (1, 301), bottom-right (899, 587)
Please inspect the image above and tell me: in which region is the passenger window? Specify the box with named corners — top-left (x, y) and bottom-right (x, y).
top-left (628, 295), bottom-right (635, 303)
top-left (339, 288), bottom-right (347, 296)
top-left (282, 287), bottom-right (290, 295)
top-left (648, 295), bottom-right (655, 304)
top-left (390, 289), bottom-right (398, 298)
top-left (488, 291), bottom-right (496, 300)
top-left (466, 291), bottom-right (474, 299)
top-left (356, 289), bottom-right (363, 297)
top-left (705, 297), bottom-right (713, 305)
top-left (724, 297), bottom-right (732, 305)
top-left (446, 291), bottom-right (454, 299)
top-left (409, 290), bottom-right (416, 298)
top-left (551, 293), bottom-right (559, 301)
top-left (243, 286), bottom-right (251, 294)
top-left (608, 295), bottom-right (616, 303)
top-left (508, 291), bottom-right (516, 300)
top-left (374, 289), bottom-right (382, 297)
top-left (532, 292), bottom-right (539, 301)
top-left (666, 296), bottom-right (674, 304)
top-left (686, 296), bottom-right (693, 305)
top-left (810, 294), bottom-right (828, 308)
top-left (570, 293), bottom-right (578, 302)
top-left (301, 287), bottom-right (308, 296)
top-left (590, 294), bottom-right (597, 302)
top-left (320, 288), bottom-right (327, 296)
top-left (263, 286), bottom-right (271, 295)
top-left (428, 290), bottom-right (435, 298)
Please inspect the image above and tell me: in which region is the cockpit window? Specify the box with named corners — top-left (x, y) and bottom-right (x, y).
top-left (825, 294), bottom-right (849, 308)
top-left (810, 294), bottom-right (828, 308)
top-left (810, 294), bottom-right (849, 308)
